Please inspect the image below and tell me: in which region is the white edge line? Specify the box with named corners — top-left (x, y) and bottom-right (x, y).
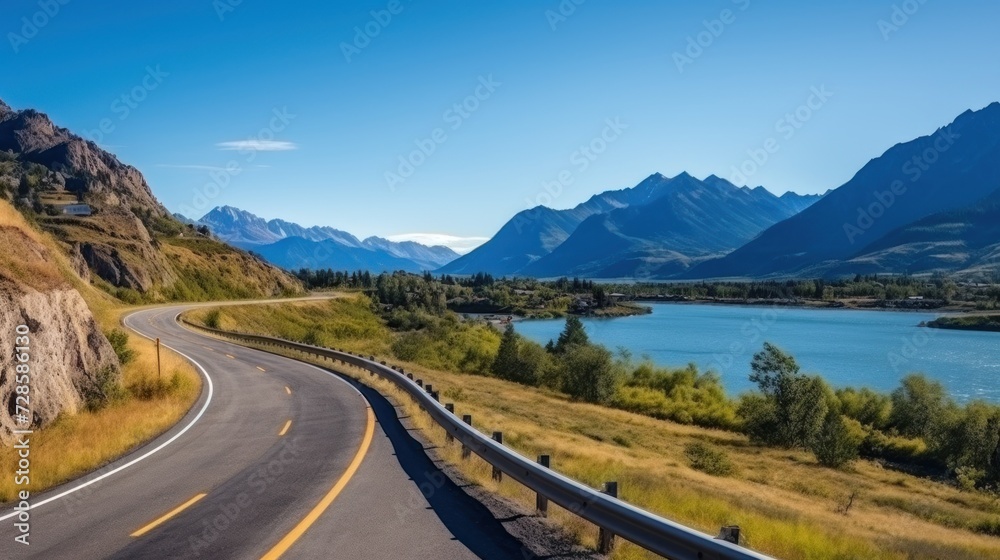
top-left (0, 309), bottom-right (215, 521)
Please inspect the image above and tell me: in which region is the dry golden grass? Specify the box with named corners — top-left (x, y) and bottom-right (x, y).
top-left (202, 299), bottom-right (1000, 560)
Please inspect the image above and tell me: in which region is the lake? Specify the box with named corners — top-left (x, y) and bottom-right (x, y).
top-left (514, 303), bottom-right (1000, 403)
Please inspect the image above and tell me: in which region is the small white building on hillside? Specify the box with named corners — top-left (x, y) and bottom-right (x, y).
top-left (61, 204), bottom-right (92, 216)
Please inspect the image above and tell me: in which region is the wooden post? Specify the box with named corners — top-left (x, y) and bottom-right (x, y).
top-left (492, 432), bottom-right (503, 482)
top-left (155, 338), bottom-right (161, 380)
top-left (536, 455), bottom-right (550, 517)
top-left (416, 379), bottom-right (423, 388)
top-left (444, 404), bottom-right (455, 443)
top-left (431, 391), bottom-right (440, 402)
top-left (598, 482), bottom-right (618, 554)
top-left (425, 384), bottom-right (433, 394)
top-left (461, 415), bottom-right (472, 459)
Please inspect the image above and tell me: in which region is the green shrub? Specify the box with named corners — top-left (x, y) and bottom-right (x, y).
top-left (204, 309), bottom-right (221, 329)
top-left (836, 387), bottom-right (892, 430)
top-left (685, 442), bottom-right (735, 476)
top-left (860, 429), bottom-right (932, 465)
top-left (84, 366), bottom-right (127, 411)
top-left (812, 412), bottom-right (863, 468)
top-left (973, 518), bottom-right (1000, 537)
top-left (105, 328), bottom-right (136, 365)
top-left (560, 343), bottom-right (621, 405)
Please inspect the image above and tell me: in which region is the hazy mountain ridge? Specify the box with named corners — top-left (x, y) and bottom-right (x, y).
top-left (198, 206), bottom-right (460, 272)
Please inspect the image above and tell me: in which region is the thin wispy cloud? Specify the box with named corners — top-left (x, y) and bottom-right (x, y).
top-left (215, 140), bottom-right (298, 151)
top-left (386, 233), bottom-right (489, 254)
top-left (156, 164), bottom-right (230, 171)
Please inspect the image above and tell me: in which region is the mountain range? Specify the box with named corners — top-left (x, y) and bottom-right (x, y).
top-left (189, 206), bottom-right (460, 273)
top-left (439, 173), bottom-right (824, 277)
top-left (440, 103), bottom-right (1000, 280)
top-left (690, 102), bottom-right (1000, 279)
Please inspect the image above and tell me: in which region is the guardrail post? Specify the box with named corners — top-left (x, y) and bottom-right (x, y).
top-left (491, 432), bottom-right (503, 482)
top-left (718, 526), bottom-right (741, 545)
top-left (598, 482), bottom-right (618, 554)
top-left (416, 379), bottom-right (423, 388)
top-left (444, 404), bottom-right (455, 443)
top-left (425, 384), bottom-right (433, 394)
top-left (461, 415), bottom-right (473, 459)
top-left (536, 455), bottom-right (550, 517)
top-left (407, 373), bottom-right (414, 380)
top-left (431, 391), bottom-right (440, 402)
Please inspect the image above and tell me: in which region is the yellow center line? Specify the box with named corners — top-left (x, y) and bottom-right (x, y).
top-left (257, 366), bottom-right (267, 372)
top-left (260, 407), bottom-right (375, 560)
top-left (278, 420), bottom-right (292, 436)
top-left (285, 386), bottom-right (292, 395)
top-left (130, 493), bottom-right (207, 537)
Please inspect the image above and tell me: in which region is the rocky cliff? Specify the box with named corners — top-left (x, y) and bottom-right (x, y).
top-left (0, 204), bottom-right (119, 444)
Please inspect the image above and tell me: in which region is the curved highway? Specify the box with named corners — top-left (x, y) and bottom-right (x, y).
top-left (0, 304), bottom-right (530, 559)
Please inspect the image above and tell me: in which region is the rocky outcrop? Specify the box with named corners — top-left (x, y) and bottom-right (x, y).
top-left (0, 282), bottom-right (119, 445)
top-left (0, 98), bottom-right (301, 299)
top-left (0, 213), bottom-right (120, 445)
top-left (0, 108), bottom-right (165, 217)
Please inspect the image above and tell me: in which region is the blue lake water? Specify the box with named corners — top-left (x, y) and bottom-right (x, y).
top-left (514, 303), bottom-right (1000, 403)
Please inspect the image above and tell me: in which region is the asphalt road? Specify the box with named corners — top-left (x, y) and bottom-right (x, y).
top-left (0, 305), bottom-right (530, 559)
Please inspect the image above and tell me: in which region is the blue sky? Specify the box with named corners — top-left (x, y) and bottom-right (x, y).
top-left (3, 0), bottom-right (998, 251)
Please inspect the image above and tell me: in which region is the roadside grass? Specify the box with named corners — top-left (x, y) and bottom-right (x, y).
top-left (188, 299), bottom-right (1000, 560)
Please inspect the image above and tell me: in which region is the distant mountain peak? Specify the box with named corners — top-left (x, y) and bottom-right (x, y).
top-left (198, 205), bottom-right (458, 271)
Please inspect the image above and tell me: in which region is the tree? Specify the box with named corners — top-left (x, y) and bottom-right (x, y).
top-left (739, 343), bottom-right (829, 448)
top-left (491, 324), bottom-right (520, 380)
top-left (552, 316), bottom-right (588, 353)
top-left (560, 344), bottom-right (620, 404)
top-left (812, 410), bottom-right (862, 468)
top-left (941, 401), bottom-right (1000, 487)
top-left (889, 374), bottom-right (952, 440)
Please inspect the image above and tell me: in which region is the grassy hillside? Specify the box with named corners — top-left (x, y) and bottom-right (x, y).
top-left (0, 200), bottom-right (201, 502)
top-left (186, 297), bottom-right (1000, 560)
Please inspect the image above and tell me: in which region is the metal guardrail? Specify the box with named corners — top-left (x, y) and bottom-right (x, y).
top-left (183, 319), bottom-right (775, 560)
